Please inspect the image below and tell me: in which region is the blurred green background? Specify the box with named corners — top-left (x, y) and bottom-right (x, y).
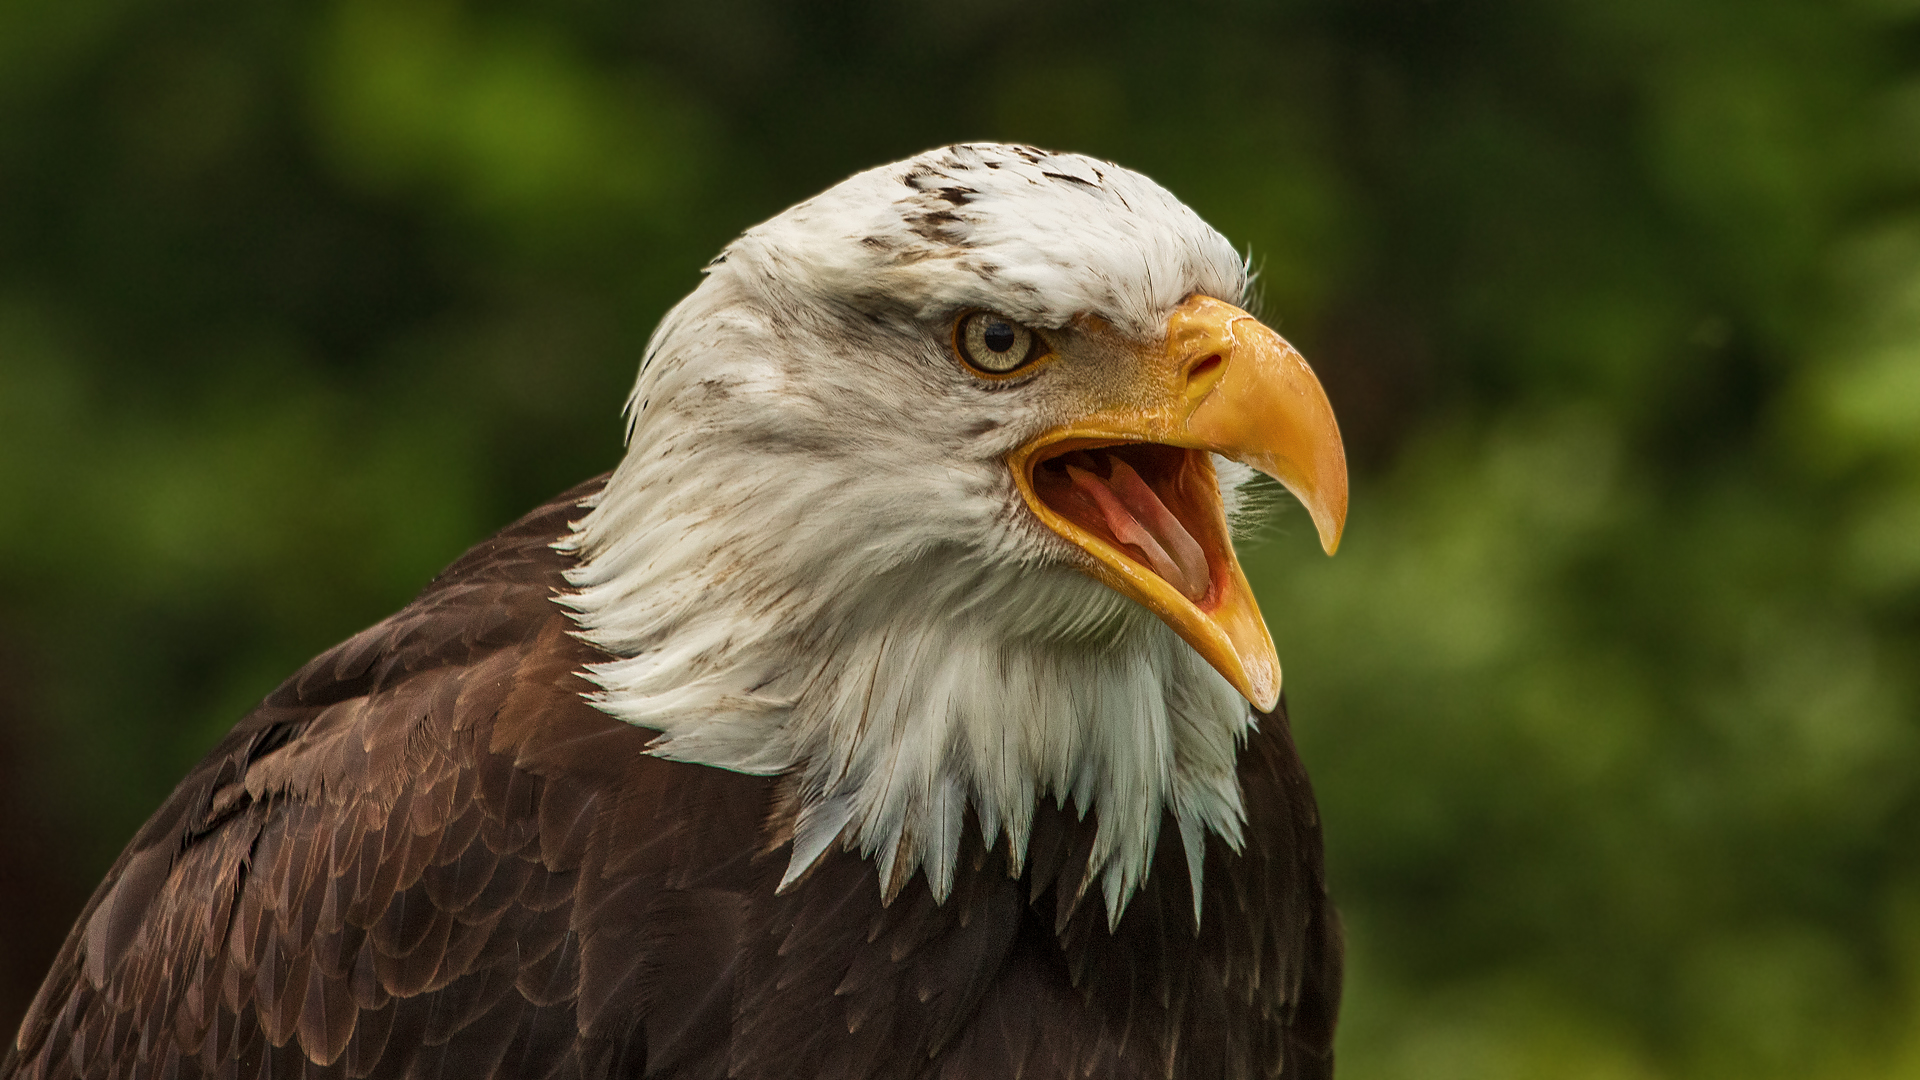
top-left (3, 0), bottom-right (1919, 1073)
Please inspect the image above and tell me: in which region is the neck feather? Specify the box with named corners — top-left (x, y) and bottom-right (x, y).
top-left (558, 459), bottom-right (1256, 929)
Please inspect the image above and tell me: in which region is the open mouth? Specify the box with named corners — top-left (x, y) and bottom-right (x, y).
top-left (1028, 442), bottom-right (1225, 606)
top-left (995, 295), bottom-right (1344, 711)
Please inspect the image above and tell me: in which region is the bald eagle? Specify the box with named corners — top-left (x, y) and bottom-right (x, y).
top-left (4, 144), bottom-right (1349, 1080)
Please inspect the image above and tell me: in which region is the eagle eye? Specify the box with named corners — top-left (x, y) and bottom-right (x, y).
top-left (955, 311), bottom-right (1044, 375)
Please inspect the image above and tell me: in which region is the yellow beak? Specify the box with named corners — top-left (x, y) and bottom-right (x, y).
top-left (1009, 295), bottom-right (1348, 711)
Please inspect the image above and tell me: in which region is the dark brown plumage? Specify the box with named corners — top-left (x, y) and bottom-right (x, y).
top-left (3, 479), bottom-right (1340, 1080)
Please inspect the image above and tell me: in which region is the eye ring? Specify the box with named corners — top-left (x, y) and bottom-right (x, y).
top-left (954, 311), bottom-right (1047, 376)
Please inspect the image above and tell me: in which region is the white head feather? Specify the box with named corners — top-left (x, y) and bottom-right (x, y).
top-left (558, 144), bottom-right (1261, 925)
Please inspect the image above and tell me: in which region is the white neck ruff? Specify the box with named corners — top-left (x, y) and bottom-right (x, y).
top-left (556, 427), bottom-right (1259, 929)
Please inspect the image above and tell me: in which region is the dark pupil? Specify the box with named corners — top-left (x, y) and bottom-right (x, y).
top-left (982, 321), bottom-right (1017, 353)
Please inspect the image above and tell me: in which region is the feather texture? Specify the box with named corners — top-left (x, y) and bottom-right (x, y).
top-left (4, 481), bottom-right (1339, 1080)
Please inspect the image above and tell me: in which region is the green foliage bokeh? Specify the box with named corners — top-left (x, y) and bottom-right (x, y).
top-left (3, 0), bottom-right (1918, 1074)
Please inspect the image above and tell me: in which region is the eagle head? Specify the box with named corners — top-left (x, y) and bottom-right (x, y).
top-left (558, 144), bottom-right (1346, 924)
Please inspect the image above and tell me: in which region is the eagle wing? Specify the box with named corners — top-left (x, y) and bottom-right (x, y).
top-left (4, 479), bottom-right (1340, 1080)
top-left (1, 479), bottom-right (746, 1080)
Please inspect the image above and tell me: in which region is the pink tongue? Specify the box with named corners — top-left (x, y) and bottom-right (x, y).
top-left (1064, 459), bottom-right (1211, 602)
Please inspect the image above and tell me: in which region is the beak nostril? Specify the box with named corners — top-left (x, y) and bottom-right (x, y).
top-left (1184, 354), bottom-right (1225, 403)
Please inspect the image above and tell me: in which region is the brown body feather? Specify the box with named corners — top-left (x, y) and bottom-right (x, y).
top-left (3, 480), bottom-right (1341, 1080)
